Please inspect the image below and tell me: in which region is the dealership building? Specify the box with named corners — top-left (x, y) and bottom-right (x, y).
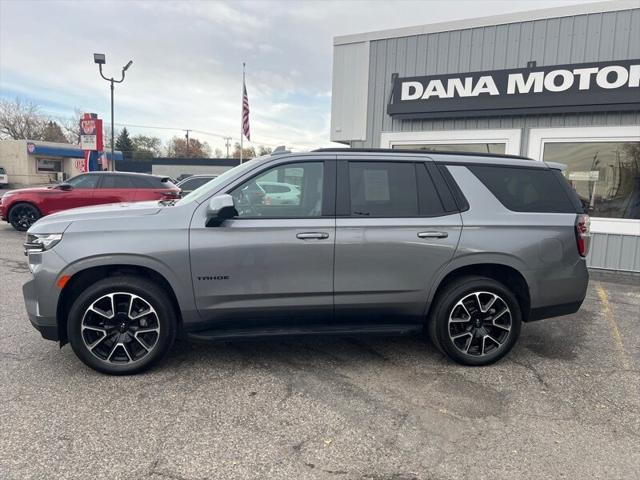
top-left (331, 0), bottom-right (640, 273)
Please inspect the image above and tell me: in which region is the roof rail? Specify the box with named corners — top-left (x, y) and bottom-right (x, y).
top-left (312, 147), bottom-right (531, 161)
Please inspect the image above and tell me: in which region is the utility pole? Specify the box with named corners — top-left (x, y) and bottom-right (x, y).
top-left (184, 129), bottom-right (190, 157)
top-left (224, 137), bottom-right (232, 158)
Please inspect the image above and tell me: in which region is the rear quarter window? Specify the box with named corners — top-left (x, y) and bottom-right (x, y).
top-left (469, 165), bottom-right (579, 214)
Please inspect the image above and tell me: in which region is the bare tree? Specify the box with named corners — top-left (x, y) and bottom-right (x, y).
top-left (0, 98), bottom-right (46, 140)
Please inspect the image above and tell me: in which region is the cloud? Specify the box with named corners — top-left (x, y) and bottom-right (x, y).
top-left (0, 0), bottom-right (591, 152)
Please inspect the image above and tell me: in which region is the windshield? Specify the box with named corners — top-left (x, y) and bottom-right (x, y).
top-left (175, 161), bottom-right (259, 205)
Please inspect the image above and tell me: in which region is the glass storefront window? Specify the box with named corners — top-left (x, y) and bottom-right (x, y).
top-left (392, 143), bottom-right (506, 154)
top-left (36, 157), bottom-right (62, 173)
top-left (542, 142), bottom-right (640, 219)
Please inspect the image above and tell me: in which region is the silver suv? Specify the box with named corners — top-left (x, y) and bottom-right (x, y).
top-left (22, 149), bottom-right (590, 374)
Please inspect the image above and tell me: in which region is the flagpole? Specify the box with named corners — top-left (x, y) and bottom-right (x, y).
top-left (240, 62), bottom-right (245, 164)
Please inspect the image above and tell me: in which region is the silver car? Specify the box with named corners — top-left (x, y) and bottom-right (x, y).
top-left (22, 149), bottom-right (589, 374)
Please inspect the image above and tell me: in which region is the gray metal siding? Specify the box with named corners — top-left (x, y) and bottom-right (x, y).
top-left (587, 233), bottom-right (640, 271)
top-left (362, 8), bottom-right (640, 152)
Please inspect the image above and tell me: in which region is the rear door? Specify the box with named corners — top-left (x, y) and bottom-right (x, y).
top-left (334, 158), bottom-right (462, 324)
top-left (189, 157), bottom-right (337, 329)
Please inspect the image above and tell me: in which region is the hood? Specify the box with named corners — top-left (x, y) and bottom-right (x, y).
top-left (3, 186), bottom-right (55, 196)
top-left (28, 201), bottom-right (163, 234)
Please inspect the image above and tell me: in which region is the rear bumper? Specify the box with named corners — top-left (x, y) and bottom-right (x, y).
top-left (526, 259), bottom-right (589, 322)
top-left (528, 300), bottom-right (584, 322)
top-left (23, 278), bottom-right (59, 341)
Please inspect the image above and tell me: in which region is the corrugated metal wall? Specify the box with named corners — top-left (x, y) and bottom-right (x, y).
top-left (357, 7), bottom-right (640, 150)
top-left (588, 232), bottom-right (640, 272)
top-left (353, 8), bottom-right (640, 273)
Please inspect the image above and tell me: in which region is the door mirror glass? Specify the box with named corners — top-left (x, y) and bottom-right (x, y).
top-left (57, 183), bottom-right (72, 191)
top-left (206, 194), bottom-right (237, 226)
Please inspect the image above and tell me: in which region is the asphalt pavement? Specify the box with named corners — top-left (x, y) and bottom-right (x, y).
top-left (0, 222), bottom-right (638, 480)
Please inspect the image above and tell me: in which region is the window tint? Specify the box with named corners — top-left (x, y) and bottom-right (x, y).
top-left (469, 165), bottom-right (579, 213)
top-left (128, 176), bottom-right (154, 189)
top-left (66, 174), bottom-right (100, 188)
top-left (348, 162), bottom-right (419, 217)
top-left (416, 164), bottom-right (447, 216)
top-left (230, 162), bottom-right (323, 218)
top-left (100, 175), bottom-right (134, 189)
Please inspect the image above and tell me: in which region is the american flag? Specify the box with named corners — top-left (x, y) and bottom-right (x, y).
top-left (242, 82), bottom-right (250, 141)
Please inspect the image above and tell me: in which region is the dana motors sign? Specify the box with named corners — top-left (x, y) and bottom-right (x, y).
top-left (387, 60), bottom-right (640, 119)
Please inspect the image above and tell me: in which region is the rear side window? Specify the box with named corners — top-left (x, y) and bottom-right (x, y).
top-left (469, 165), bottom-right (579, 213)
top-left (347, 162), bottom-right (445, 217)
top-left (100, 175), bottom-right (134, 189)
top-left (181, 177), bottom-right (213, 191)
top-left (129, 176), bottom-right (156, 189)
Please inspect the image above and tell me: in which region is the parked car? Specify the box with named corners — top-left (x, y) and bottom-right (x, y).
top-left (22, 148), bottom-right (589, 374)
top-left (256, 181), bottom-right (301, 205)
top-left (177, 174), bottom-right (217, 196)
top-left (0, 167), bottom-right (8, 188)
top-left (1, 172), bottom-right (179, 231)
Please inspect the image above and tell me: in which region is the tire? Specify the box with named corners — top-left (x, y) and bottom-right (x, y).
top-left (428, 276), bottom-right (521, 366)
top-left (67, 275), bottom-right (177, 375)
top-left (9, 202), bottom-right (40, 231)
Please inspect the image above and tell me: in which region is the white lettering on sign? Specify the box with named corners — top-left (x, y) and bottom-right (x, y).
top-left (507, 71), bottom-right (544, 94)
top-left (401, 63), bottom-right (639, 101)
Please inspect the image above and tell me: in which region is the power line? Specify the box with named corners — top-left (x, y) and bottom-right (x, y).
top-left (41, 110), bottom-right (281, 147)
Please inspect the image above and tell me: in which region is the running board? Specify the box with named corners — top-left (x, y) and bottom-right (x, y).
top-left (187, 324), bottom-right (423, 342)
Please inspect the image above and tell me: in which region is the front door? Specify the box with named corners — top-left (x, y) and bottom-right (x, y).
top-left (189, 159), bottom-right (336, 330)
top-left (334, 159), bottom-right (462, 324)
top-left (45, 173), bottom-right (99, 214)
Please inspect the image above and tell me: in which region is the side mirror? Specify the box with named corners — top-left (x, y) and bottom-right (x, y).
top-left (206, 194), bottom-right (237, 226)
top-left (57, 183), bottom-right (72, 191)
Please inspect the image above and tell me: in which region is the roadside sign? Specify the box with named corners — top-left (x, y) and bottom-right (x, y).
top-left (79, 117), bottom-right (103, 151)
top-left (568, 170), bottom-right (599, 181)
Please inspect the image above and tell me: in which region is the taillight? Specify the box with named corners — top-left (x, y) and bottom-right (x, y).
top-left (575, 214), bottom-right (590, 257)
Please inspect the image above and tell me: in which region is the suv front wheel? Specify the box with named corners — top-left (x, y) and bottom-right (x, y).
top-left (67, 275), bottom-right (177, 375)
top-left (428, 276), bottom-right (522, 366)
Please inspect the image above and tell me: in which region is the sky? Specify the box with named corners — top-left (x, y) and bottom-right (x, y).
top-left (0, 0), bottom-right (596, 154)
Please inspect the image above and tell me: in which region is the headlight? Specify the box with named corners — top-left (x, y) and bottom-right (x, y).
top-left (24, 233), bottom-right (63, 254)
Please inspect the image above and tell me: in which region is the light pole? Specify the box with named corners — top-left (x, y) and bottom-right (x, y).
top-left (93, 53), bottom-right (133, 171)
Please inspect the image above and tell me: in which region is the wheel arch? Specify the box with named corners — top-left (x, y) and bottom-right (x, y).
top-left (426, 260), bottom-right (532, 322)
top-left (56, 264), bottom-right (184, 345)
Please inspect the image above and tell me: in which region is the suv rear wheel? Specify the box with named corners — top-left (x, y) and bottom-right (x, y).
top-left (67, 275), bottom-right (177, 375)
top-left (428, 276), bottom-right (521, 366)
top-left (9, 202), bottom-right (40, 231)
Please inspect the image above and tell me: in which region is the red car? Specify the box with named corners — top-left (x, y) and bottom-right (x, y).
top-left (0, 172), bottom-right (180, 231)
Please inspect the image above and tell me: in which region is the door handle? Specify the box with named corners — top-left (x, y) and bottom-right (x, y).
top-left (296, 232), bottom-right (329, 240)
top-left (418, 231), bottom-right (448, 239)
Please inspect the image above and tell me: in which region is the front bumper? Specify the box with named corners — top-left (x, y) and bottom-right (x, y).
top-left (23, 278), bottom-right (59, 340)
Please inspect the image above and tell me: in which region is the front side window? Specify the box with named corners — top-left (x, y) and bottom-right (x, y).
top-left (542, 141), bottom-right (640, 219)
top-left (230, 162), bottom-right (323, 218)
top-left (66, 174), bottom-right (100, 188)
top-left (348, 162), bottom-right (419, 217)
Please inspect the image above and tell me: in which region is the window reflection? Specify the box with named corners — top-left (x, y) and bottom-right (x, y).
top-left (543, 142), bottom-right (640, 219)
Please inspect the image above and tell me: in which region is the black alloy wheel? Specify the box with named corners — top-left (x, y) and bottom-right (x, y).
top-left (9, 202), bottom-right (40, 231)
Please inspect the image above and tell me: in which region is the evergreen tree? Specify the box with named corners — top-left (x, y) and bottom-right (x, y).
top-left (115, 127), bottom-right (134, 160)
